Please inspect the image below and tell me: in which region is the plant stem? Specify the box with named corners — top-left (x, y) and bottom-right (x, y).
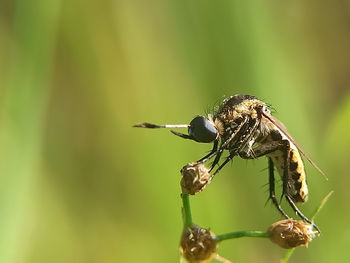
top-left (281, 248), bottom-right (295, 263)
top-left (181, 193), bottom-right (193, 228)
top-left (216, 230), bottom-right (268, 242)
top-left (311, 190), bottom-right (334, 221)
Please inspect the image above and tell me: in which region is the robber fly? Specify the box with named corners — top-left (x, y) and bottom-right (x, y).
top-left (134, 94), bottom-right (325, 232)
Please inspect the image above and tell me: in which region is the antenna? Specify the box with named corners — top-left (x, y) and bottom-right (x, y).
top-left (133, 122), bottom-right (189, 129)
top-left (134, 122), bottom-right (193, 140)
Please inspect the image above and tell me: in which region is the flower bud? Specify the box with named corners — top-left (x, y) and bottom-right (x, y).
top-left (180, 162), bottom-right (211, 195)
top-left (268, 219), bottom-right (318, 249)
top-left (180, 225), bottom-right (218, 263)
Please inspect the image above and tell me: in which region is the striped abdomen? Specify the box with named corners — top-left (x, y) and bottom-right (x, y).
top-left (285, 145), bottom-right (308, 202)
top-left (266, 130), bottom-right (308, 203)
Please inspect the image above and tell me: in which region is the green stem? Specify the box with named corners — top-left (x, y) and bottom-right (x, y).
top-left (181, 194), bottom-right (193, 228)
top-left (311, 190), bottom-right (334, 221)
top-left (281, 248), bottom-right (295, 263)
top-left (216, 230), bottom-right (268, 242)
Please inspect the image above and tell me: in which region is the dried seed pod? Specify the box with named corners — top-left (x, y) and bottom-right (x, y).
top-left (180, 225), bottom-right (218, 263)
top-left (180, 162), bottom-right (211, 195)
top-left (268, 219), bottom-right (318, 249)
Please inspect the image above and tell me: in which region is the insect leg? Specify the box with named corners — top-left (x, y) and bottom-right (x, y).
top-left (207, 118), bottom-right (262, 182)
top-left (237, 118), bottom-right (261, 155)
top-left (220, 116), bottom-right (250, 149)
top-left (209, 151), bottom-right (236, 180)
top-left (239, 140), bottom-right (285, 159)
top-left (197, 139), bottom-right (219, 162)
top-left (208, 117), bottom-right (253, 172)
top-left (198, 117), bottom-right (250, 168)
top-left (280, 147), bottom-right (321, 233)
top-left (240, 141), bottom-right (290, 219)
top-left (268, 157), bottom-right (289, 219)
top-left (285, 195), bottom-right (320, 233)
top-left (209, 147), bottom-right (223, 172)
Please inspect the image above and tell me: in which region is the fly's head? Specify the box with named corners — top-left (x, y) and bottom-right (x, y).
top-left (134, 115), bottom-right (219, 143)
top-left (134, 94), bottom-right (272, 144)
top-left (172, 116), bottom-right (218, 143)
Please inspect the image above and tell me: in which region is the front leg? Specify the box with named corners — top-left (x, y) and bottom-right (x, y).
top-left (197, 139), bottom-right (219, 163)
top-left (198, 116), bottom-right (250, 169)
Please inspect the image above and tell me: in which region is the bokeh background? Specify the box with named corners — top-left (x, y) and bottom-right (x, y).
top-left (1, 0), bottom-right (350, 262)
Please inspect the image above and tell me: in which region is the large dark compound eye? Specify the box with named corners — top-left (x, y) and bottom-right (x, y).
top-left (188, 116), bottom-right (217, 143)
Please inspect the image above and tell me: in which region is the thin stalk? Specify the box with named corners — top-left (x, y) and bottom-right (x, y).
top-left (281, 249), bottom-right (295, 263)
top-left (216, 230), bottom-right (268, 242)
top-left (311, 191), bottom-right (334, 221)
top-left (181, 194), bottom-right (193, 228)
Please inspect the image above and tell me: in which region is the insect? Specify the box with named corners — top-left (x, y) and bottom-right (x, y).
top-left (134, 94), bottom-right (324, 232)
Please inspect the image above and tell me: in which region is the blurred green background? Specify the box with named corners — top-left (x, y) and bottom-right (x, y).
top-left (0, 0), bottom-right (349, 262)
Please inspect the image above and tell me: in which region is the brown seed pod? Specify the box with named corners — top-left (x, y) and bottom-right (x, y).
top-left (180, 162), bottom-right (211, 195)
top-left (268, 219), bottom-right (317, 249)
top-left (180, 225), bottom-right (218, 263)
